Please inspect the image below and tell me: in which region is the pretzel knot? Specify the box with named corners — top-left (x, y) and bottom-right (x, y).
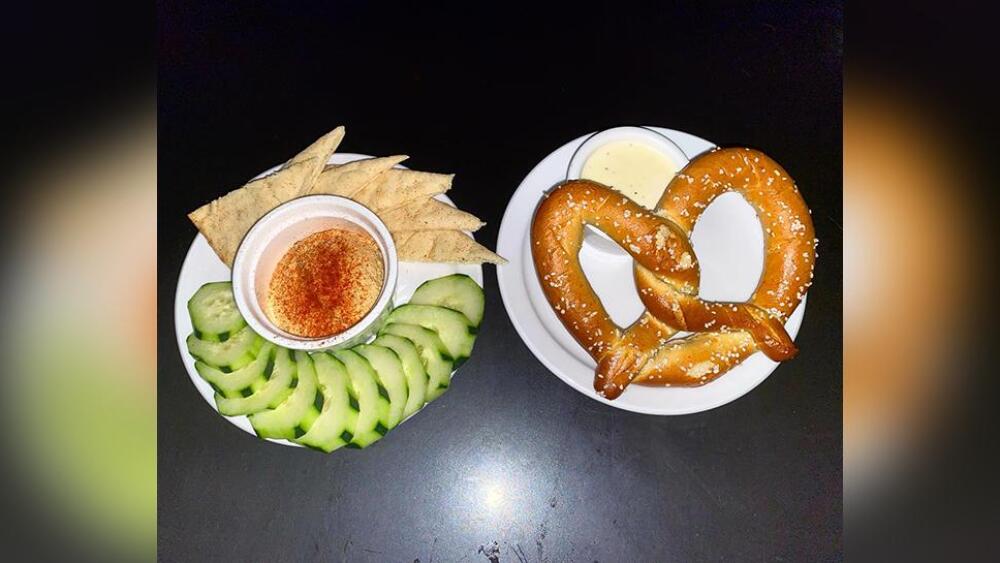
top-left (530, 148), bottom-right (817, 399)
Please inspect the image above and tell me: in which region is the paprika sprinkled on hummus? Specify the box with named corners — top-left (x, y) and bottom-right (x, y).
top-left (266, 226), bottom-right (384, 338)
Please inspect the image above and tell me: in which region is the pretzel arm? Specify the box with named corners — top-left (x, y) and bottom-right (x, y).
top-left (596, 313), bottom-right (676, 398)
top-left (531, 180), bottom-right (698, 398)
top-left (632, 148), bottom-right (815, 371)
top-left (635, 265), bottom-right (796, 360)
top-left (531, 196), bottom-right (620, 359)
top-left (657, 148), bottom-right (816, 323)
top-left (634, 331), bottom-right (756, 386)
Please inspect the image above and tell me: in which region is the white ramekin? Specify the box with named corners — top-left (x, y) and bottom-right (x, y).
top-left (566, 126), bottom-right (690, 256)
top-left (231, 195), bottom-right (398, 351)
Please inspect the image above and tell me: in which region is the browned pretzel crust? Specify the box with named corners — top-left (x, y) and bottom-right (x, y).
top-left (530, 148), bottom-right (817, 399)
top-left (634, 148), bottom-right (816, 388)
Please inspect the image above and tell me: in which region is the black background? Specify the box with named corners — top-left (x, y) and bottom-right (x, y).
top-left (158, 2), bottom-right (842, 561)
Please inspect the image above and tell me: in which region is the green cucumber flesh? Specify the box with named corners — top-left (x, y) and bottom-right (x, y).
top-left (215, 346), bottom-right (295, 416)
top-left (409, 274), bottom-right (485, 327)
top-left (355, 344), bottom-right (409, 428)
top-left (186, 326), bottom-right (262, 371)
top-left (249, 350), bottom-right (320, 440)
top-left (296, 353), bottom-right (358, 453)
top-left (381, 323), bottom-right (454, 402)
top-left (195, 342), bottom-right (275, 397)
top-left (333, 349), bottom-right (391, 448)
top-left (386, 304), bottom-right (476, 360)
top-left (188, 281), bottom-right (246, 341)
top-left (372, 334), bottom-right (428, 418)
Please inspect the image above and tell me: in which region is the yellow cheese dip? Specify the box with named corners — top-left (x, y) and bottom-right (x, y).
top-left (580, 140), bottom-right (678, 209)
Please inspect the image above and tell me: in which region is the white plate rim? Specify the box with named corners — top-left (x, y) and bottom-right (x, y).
top-left (174, 153), bottom-right (484, 446)
top-left (495, 128), bottom-right (806, 415)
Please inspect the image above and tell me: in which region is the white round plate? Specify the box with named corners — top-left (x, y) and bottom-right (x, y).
top-left (174, 153), bottom-right (484, 445)
top-left (496, 128), bottom-right (806, 415)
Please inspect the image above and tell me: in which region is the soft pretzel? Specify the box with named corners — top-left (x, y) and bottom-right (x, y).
top-left (530, 147), bottom-right (816, 399)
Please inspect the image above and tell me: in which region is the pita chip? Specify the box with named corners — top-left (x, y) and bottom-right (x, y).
top-left (351, 169), bottom-right (453, 212)
top-left (241, 125), bottom-right (346, 199)
top-left (188, 127), bottom-right (347, 265)
top-left (188, 158), bottom-right (319, 266)
top-left (380, 198), bottom-right (483, 232)
top-left (187, 154), bottom-right (404, 267)
top-left (282, 125), bottom-right (345, 193)
top-left (308, 155), bottom-right (408, 198)
top-left (394, 230), bottom-right (506, 264)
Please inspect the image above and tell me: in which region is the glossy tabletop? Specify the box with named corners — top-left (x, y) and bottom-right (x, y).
top-left (158, 3), bottom-right (843, 560)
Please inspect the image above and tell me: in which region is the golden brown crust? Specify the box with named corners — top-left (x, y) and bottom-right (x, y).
top-left (530, 181), bottom-right (697, 374)
top-left (530, 148), bottom-right (817, 398)
top-left (632, 148), bottom-right (816, 386)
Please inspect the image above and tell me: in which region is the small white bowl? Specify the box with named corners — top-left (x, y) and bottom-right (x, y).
top-left (231, 195), bottom-right (398, 351)
top-left (566, 126), bottom-right (690, 255)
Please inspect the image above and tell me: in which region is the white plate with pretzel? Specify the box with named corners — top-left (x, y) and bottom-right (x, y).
top-left (496, 127), bottom-right (816, 415)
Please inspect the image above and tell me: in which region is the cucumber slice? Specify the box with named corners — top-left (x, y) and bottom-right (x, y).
top-left (373, 334), bottom-right (428, 418)
top-left (409, 274), bottom-right (485, 327)
top-left (186, 326), bottom-right (262, 371)
top-left (296, 353), bottom-right (358, 453)
top-left (381, 323), bottom-right (454, 401)
top-left (386, 304), bottom-right (476, 360)
top-left (195, 342), bottom-right (275, 397)
top-left (249, 351), bottom-right (320, 440)
top-left (215, 346), bottom-right (295, 416)
top-left (187, 281), bottom-right (246, 341)
top-left (333, 349), bottom-right (391, 448)
top-left (355, 344), bottom-right (409, 428)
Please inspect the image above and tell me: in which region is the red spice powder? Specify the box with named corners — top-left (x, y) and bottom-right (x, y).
top-left (267, 227), bottom-right (384, 338)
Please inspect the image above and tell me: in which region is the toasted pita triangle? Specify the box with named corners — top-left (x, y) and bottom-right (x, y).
top-left (238, 125), bottom-right (346, 200)
top-left (188, 127), bottom-right (345, 265)
top-left (283, 126), bottom-right (345, 192)
top-left (352, 169), bottom-right (453, 212)
top-left (381, 198), bottom-right (483, 232)
top-left (394, 230), bottom-right (506, 264)
top-left (308, 155), bottom-right (408, 198)
top-left (188, 159), bottom-right (319, 266)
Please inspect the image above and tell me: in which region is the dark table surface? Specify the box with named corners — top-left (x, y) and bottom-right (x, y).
top-left (158, 2), bottom-right (843, 561)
